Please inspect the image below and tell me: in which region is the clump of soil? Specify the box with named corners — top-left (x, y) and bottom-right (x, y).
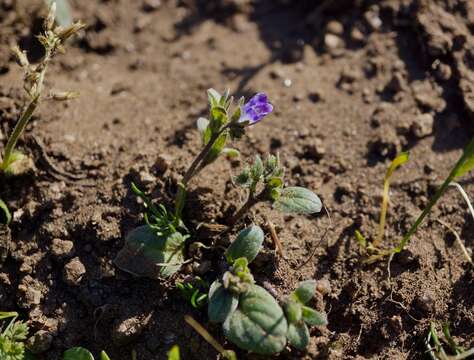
top-left (1, 0), bottom-right (474, 359)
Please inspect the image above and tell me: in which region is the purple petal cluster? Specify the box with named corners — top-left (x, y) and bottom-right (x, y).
top-left (239, 93), bottom-right (273, 125)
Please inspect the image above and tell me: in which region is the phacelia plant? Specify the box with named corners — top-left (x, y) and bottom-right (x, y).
top-left (115, 88), bottom-right (322, 279)
top-left (208, 225), bottom-right (327, 355)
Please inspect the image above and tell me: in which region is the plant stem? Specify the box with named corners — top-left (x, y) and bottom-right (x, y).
top-left (228, 189), bottom-right (266, 226)
top-left (374, 178), bottom-right (390, 248)
top-left (174, 126), bottom-right (228, 218)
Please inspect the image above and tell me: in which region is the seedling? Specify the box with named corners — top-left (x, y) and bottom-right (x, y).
top-left (356, 152), bottom-right (409, 252)
top-left (230, 154), bottom-right (322, 225)
top-left (0, 199), bottom-right (11, 225)
top-left (176, 276), bottom-right (209, 308)
top-left (283, 280), bottom-right (328, 350)
top-left (207, 225), bottom-right (328, 355)
top-left (115, 89), bottom-right (273, 278)
top-left (167, 345), bottom-right (180, 360)
top-left (63, 347), bottom-right (111, 360)
top-left (0, 2), bottom-right (84, 175)
top-left (360, 137), bottom-right (474, 263)
top-left (0, 311), bottom-right (29, 360)
top-left (426, 322), bottom-right (474, 360)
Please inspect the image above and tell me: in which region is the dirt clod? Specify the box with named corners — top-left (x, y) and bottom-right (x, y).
top-left (63, 257), bottom-right (86, 286)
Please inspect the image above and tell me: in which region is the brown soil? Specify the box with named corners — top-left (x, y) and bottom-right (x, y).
top-left (1, 0), bottom-right (474, 359)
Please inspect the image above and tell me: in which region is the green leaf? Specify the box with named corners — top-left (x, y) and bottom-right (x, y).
top-left (301, 306), bottom-right (327, 326)
top-left (114, 226), bottom-right (187, 279)
top-left (454, 138), bottom-right (474, 178)
top-left (0, 199), bottom-right (11, 225)
top-left (167, 345), bottom-right (180, 360)
top-left (250, 156), bottom-right (263, 180)
top-left (63, 347), bottom-right (95, 360)
top-left (274, 187), bottom-right (322, 214)
top-left (267, 177), bottom-right (283, 189)
top-left (223, 284), bottom-right (288, 355)
top-left (207, 88), bottom-right (221, 107)
top-left (225, 225), bottom-right (264, 264)
top-left (287, 322), bottom-right (310, 350)
top-left (284, 300), bottom-right (302, 324)
top-left (292, 280), bottom-right (316, 304)
top-left (46, 0), bottom-right (72, 27)
top-left (99, 351), bottom-right (111, 360)
top-left (203, 131), bottom-right (227, 165)
top-left (209, 106), bottom-right (228, 133)
top-left (208, 281), bottom-right (239, 323)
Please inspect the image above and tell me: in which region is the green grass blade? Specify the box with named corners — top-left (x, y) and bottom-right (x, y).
top-left (0, 199), bottom-right (11, 225)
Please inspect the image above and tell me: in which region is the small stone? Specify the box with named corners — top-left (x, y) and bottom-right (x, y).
top-left (283, 78), bottom-right (292, 87)
top-left (350, 27), bottom-right (365, 43)
top-left (142, 0), bottom-right (161, 12)
top-left (112, 314), bottom-right (151, 346)
top-left (27, 330), bottom-right (53, 354)
top-left (324, 33), bottom-right (343, 50)
top-left (433, 61), bottom-right (452, 81)
top-left (155, 154), bottom-right (172, 173)
top-left (63, 257), bottom-right (86, 286)
top-left (326, 20), bottom-right (344, 35)
top-left (51, 239), bottom-right (74, 259)
top-left (411, 113), bottom-right (434, 138)
top-left (17, 276), bottom-right (42, 308)
top-left (415, 292), bottom-right (435, 313)
top-left (364, 9), bottom-right (382, 31)
top-left (315, 279), bottom-right (331, 295)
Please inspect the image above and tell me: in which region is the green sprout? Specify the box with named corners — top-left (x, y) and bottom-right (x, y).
top-left (0, 311), bottom-right (29, 360)
top-left (0, 2), bottom-right (84, 175)
top-left (356, 152), bottom-right (409, 252)
top-left (229, 154), bottom-right (322, 225)
top-left (284, 281), bottom-right (328, 350)
top-left (360, 137), bottom-right (474, 263)
top-left (167, 345), bottom-right (180, 360)
top-left (0, 199), bottom-right (11, 225)
top-left (176, 276), bottom-right (209, 309)
top-left (426, 322), bottom-right (474, 360)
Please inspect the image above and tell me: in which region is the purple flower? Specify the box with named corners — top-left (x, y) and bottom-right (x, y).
top-left (238, 93), bottom-right (273, 125)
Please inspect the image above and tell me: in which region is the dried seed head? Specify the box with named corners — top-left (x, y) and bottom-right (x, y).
top-left (45, 2), bottom-right (57, 31)
top-left (11, 46), bottom-right (29, 67)
top-left (56, 21), bottom-right (86, 42)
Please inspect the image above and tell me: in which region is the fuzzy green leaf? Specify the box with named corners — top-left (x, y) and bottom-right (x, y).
top-left (209, 106), bottom-right (227, 133)
top-left (222, 148), bottom-right (240, 159)
top-left (208, 281), bottom-right (239, 323)
top-left (225, 225), bottom-right (264, 264)
top-left (293, 280), bottom-right (316, 304)
top-left (302, 306), bottom-right (327, 326)
top-left (223, 284), bottom-right (288, 355)
top-left (207, 89), bottom-right (221, 107)
top-left (274, 187), bottom-right (322, 214)
top-left (284, 300), bottom-right (302, 324)
top-left (63, 347), bottom-right (94, 360)
top-left (287, 322), bottom-right (310, 350)
top-left (114, 226), bottom-right (187, 279)
top-left (0, 199), bottom-right (11, 225)
top-left (250, 156), bottom-right (263, 181)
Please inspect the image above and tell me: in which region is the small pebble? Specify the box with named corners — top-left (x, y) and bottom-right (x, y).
top-left (63, 257), bottom-right (86, 286)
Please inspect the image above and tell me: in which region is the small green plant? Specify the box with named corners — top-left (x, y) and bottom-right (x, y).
top-left (63, 347), bottom-right (111, 360)
top-left (176, 276), bottom-right (209, 308)
top-left (359, 138), bottom-right (474, 262)
top-left (284, 280), bottom-right (328, 350)
top-left (229, 154), bottom-right (322, 225)
top-left (0, 2), bottom-right (83, 175)
top-left (115, 89), bottom-right (322, 279)
top-left (0, 199), bottom-right (11, 225)
top-left (207, 225), bottom-right (327, 355)
top-left (0, 311), bottom-right (29, 360)
top-left (426, 322), bottom-right (474, 360)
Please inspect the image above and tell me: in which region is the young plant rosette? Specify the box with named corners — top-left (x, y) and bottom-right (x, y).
top-left (208, 225), bottom-right (328, 354)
